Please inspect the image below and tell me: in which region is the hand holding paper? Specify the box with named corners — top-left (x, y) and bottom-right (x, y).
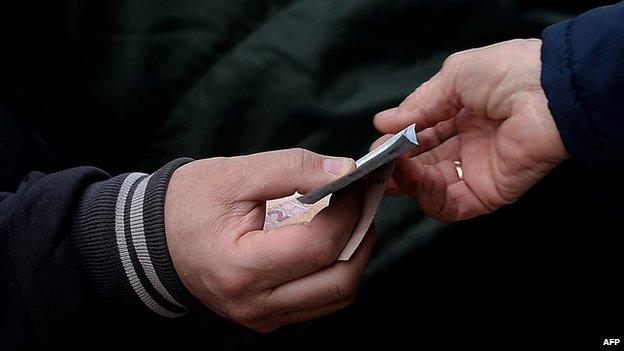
top-left (165, 149), bottom-right (373, 332)
top-left (264, 124), bottom-right (418, 260)
top-left (373, 40), bottom-right (568, 222)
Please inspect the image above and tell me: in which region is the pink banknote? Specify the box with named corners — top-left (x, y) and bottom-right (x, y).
top-left (263, 163), bottom-right (393, 261)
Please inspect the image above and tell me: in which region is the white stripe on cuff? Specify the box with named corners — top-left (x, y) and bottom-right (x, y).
top-left (115, 173), bottom-right (184, 318)
top-left (129, 174), bottom-right (186, 309)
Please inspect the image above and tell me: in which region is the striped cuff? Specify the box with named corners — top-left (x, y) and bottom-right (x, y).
top-left (71, 158), bottom-right (199, 317)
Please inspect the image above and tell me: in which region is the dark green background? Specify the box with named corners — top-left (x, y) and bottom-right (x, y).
top-left (1, 1), bottom-right (621, 349)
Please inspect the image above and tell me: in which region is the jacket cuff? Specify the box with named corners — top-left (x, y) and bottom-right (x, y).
top-left (71, 158), bottom-right (199, 317)
top-left (541, 19), bottom-right (593, 164)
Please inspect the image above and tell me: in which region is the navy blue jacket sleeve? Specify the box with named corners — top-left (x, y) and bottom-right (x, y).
top-left (541, 2), bottom-right (624, 167)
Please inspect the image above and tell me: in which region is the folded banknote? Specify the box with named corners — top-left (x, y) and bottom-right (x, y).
top-left (264, 123), bottom-right (418, 260)
top-left (297, 124), bottom-right (418, 204)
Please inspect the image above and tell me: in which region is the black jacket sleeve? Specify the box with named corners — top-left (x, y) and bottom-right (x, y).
top-left (541, 1), bottom-right (624, 168)
top-left (0, 157), bottom-right (199, 349)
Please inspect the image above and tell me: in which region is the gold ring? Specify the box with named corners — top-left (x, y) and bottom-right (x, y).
top-left (454, 160), bottom-right (463, 181)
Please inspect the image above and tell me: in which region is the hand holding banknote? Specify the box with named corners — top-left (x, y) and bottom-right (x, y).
top-left (373, 39), bottom-right (569, 222)
top-left (164, 149), bottom-right (374, 332)
top-left (265, 124), bottom-right (417, 261)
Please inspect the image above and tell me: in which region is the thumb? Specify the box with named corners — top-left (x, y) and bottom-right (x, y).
top-left (236, 148), bottom-right (356, 201)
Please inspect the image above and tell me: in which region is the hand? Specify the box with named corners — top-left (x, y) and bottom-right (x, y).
top-left (164, 149), bottom-right (373, 332)
top-left (373, 39), bottom-right (568, 222)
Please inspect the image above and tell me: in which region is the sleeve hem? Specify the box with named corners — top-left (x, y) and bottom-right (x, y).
top-left (541, 19), bottom-right (593, 163)
top-left (71, 158), bottom-right (200, 318)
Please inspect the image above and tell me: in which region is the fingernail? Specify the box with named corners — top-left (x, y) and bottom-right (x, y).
top-left (323, 158), bottom-right (353, 176)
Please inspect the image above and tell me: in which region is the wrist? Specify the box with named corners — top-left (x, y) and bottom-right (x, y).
top-left (71, 158), bottom-right (201, 317)
top-left (163, 162), bottom-right (200, 306)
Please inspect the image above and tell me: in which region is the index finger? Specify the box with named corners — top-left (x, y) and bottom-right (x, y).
top-left (373, 67), bottom-right (461, 134)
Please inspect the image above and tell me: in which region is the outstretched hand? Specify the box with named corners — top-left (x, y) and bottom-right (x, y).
top-left (373, 39), bottom-right (568, 222)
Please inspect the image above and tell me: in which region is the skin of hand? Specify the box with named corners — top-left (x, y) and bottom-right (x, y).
top-left (373, 39), bottom-right (569, 222)
top-left (164, 148), bottom-right (374, 333)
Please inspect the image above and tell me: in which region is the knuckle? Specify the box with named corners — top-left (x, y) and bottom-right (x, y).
top-left (286, 147), bottom-right (326, 176)
top-left (332, 277), bottom-right (359, 300)
top-left (216, 272), bottom-right (252, 298)
top-left (442, 52), bottom-right (471, 77)
top-left (442, 52), bottom-right (461, 69)
top-left (294, 147), bottom-right (321, 174)
top-left (331, 283), bottom-right (348, 300)
top-left (289, 147), bottom-right (307, 157)
top-left (308, 239), bottom-right (339, 269)
top-left (225, 294), bottom-right (274, 327)
top-left (289, 147), bottom-right (308, 172)
top-left (407, 80), bottom-right (433, 105)
top-left (227, 304), bottom-right (265, 325)
top-left (414, 80), bottom-right (431, 94)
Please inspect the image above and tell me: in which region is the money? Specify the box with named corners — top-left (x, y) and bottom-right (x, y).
top-left (264, 124), bottom-right (418, 261)
top-left (337, 163), bottom-right (394, 260)
top-left (298, 124), bottom-right (418, 204)
top-left (264, 193), bottom-right (328, 230)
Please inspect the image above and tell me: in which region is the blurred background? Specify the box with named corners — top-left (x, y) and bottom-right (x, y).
top-left (1, 0), bottom-right (622, 349)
